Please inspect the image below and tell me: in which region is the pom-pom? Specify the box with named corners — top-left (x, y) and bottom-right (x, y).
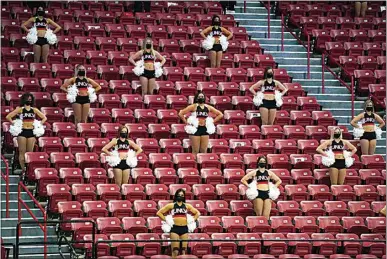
top-left (185, 115), bottom-right (199, 134)
top-left (66, 84), bottom-right (79, 103)
top-left (44, 29), bottom-right (57, 45)
top-left (186, 214), bottom-right (197, 233)
top-left (33, 120), bottom-right (45, 137)
top-left (375, 126), bottom-right (382, 140)
top-left (133, 60), bottom-right (145, 76)
top-left (343, 150), bottom-right (354, 168)
top-left (321, 149), bottom-right (335, 167)
top-left (154, 62), bottom-right (163, 78)
top-left (246, 179), bottom-right (258, 200)
top-left (87, 87), bottom-right (97, 103)
top-left (126, 149), bottom-right (138, 168)
top-left (219, 35), bottom-right (229, 51)
top-left (253, 91), bottom-right (264, 107)
top-left (275, 90), bottom-right (283, 107)
top-left (202, 35), bottom-right (215, 50)
top-left (205, 117), bottom-right (216, 135)
top-left (353, 126), bottom-right (364, 139)
top-left (162, 215), bottom-right (174, 233)
top-left (106, 150), bottom-right (121, 167)
top-left (9, 119), bottom-right (23, 137)
top-left (269, 182), bottom-right (280, 200)
top-left (26, 27), bottom-right (38, 45)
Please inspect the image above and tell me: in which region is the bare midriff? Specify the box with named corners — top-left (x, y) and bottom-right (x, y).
top-left (118, 150), bottom-right (128, 160)
top-left (198, 117), bottom-right (207, 126)
top-left (256, 183), bottom-right (269, 191)
top-left (363, 123), bottom-right (375, 132)
top-left (173, 216), bottom-right (188, 226)
top-left (37, 29), bottom-right (47, 37)
top-left (144, 62), bottom-right (154, 70)
top-left (22, 121), bottom-right (34, 129)
top-left (214, 35), bottom-right (220, 44)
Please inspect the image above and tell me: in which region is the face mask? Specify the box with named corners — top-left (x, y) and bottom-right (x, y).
top-left (266, 73), bottom-right (273, 79)
top-left (334, 133), bottom-right (341, 139)
top-left (366, 106), bottom-right (373, 112)
top-left (258, 162), bottom-right (266, 168)
top-left (78, 70), bottom-right (86, 77)
top-left (120, 132), bottom-right (128, 138)
top-left (146, 44), bottom-right (152, 49)
top-left (176, 196), bottom-right (184, 202)
top-left (37, 11), bottom-right (45, 16)
top-left (213, 21), bottom-right (220, 26)
top-left (25, 100), bottom-right (32, 106)
top-left (197, 97), bottom-right (205, 104)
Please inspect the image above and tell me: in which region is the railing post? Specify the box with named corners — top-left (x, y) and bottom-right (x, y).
top-left (351, 75), bottom-right (355, 119)
top-left (244, 1), bottom-right (246, 13)
top-left (17, 184), bottom-right (21, 236)
top-left (307, 34), bottom-right (310, 79)
top-left (44, 212), bottom-right (47, 259)
top-left (281, 14), bottom-right (284, 51)
top-left (267, 0), bottom-right (271, 39)
top-left (322, 53), bottom-right (325, 94)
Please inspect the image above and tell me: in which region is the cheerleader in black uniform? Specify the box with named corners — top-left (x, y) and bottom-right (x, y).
top-left (350, 100), bottom-right (385, 155)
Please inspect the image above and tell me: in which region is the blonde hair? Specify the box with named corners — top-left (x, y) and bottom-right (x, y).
top-left (74, 64), bottom-right (86, 77)
top-left (364, 99), bottom-right (374, 113)
top-left (330, 126), bottom-right (343, 140)
top-left (142, 37), bottom-right (155, 56)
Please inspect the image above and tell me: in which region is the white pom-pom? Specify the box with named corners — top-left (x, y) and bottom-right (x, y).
top-left (9, 119), bottom-right (23, 137)
top-left (162, 215), bottom-right (174, 233)
top-left (219, 35), bottom-right (229, 51)
top-left (269, 182), bottom-right (280, 201)
top-left (133, 60), bottom-right (145, 76)
top-left (185, 115), bottom-right (199, 134)
top-left (202, 35), bottom-right (215, 50)
top-left (166, 214), bottom-right (174, 227)
top-left (253, 91), bottom-right (264, 107)
top-left (246, 179), bottom-right (258, 200)
top-left (126, 149), bottom-right (138, 168)
top-left (87, 87), bottom-right (97, 103)
top-left (154, 62), bottom-right (163, 78)
top-left (44, 29), bottom-right (57, 45)
top-left (33, 120), bottom-right (45, 137)
top-left (66, 84), bottom-right (79, 103)
top-left (275, 90), bottom-right (283, 108)
top-left (343, 150), bottom-right (354, 168)
top-left (186, 214), bottom-right (197, 233)
top-left (205, 117), bottom-right (216, 135)
top-left (321, 149), bottom-right (335, 167)
top-left (26, 27), bottom-right (37, 44)
top-left (106, 150), bottom-right (121, 167)
top-left (375, 126), bottom-right (382, 140)
top-left (185, 125), bottom-right (198, 135)
top-left (353, 126), bottom-right (364, 139)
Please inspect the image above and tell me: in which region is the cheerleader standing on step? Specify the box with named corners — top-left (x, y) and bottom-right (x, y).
top-left (200, 15), bottom-right (233, 68)
top-left (316, 127), bottom-right (357, 185)
top-left (102, 125), bottom-right (143, 187)
top-left (60, 65), bottom-right (102, 126)
top-left (21, 6), bottom-right (61, 63)
top-left (6, 93), bottom-right (47, 173)
top-left (241, 156), bottom-right (282, 220)
top-left (178, 92), bottom-right (223, 156)
top-left (157, 189), bottom-right (200, 259)
top-left (350, 100), bottom-right (385, 155)
top-left (129, 37), bottom-right (166, 96)
top-left (249, 67), bottom-right (287, 126)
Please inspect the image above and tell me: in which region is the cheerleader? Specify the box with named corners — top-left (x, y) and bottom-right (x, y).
top-left (5, 93), bottom-right (47, 173)
top-left (21, 6), bottom-right (61, 63)
top-left (350, 100), bottom-right (385, 155)
top-left (241, 156), bottom-right (282, 220)
top-left (316, 127), bottom-right (357, 185)
top-left (200, 15), bottom-right (233, 68)
top-left (249, 67), bottom-right (288, 126)
top-left (128, 37), bottom-right (166, 96)
top-left (60, 65), bottom-right (102, 126)
top-left (101, 125), bottom-right (143, 187)
top-left (178, 92), bottom-right (223, 156)
top-left (156, 189), bottom-right (200, 259)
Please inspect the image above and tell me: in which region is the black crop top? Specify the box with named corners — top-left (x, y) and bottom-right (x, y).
top-left (362, 112), bottom-right (376, 125)
top-left (74, 77), bottom-right (89, 91)
top-left (256, 170), bottom-right (270, 184)
top-left (34, 17), bottom-right (47, 30)
top-left (331, 139), bottom-right (344, 154)
top-left (196, 105), bottom-right (209, 118)
top-left (211, 26), bottom-right (222, 37)
top-left (143, 50), bottom-right (155, 63)
top-left (263, 80), bottom-right (276, 93)
top-left (20, 107), bottom-right (35, 122)
top-left (116, 138), bottom-right (130, 152)
top-left (171, 202), bottom-right (187, 218)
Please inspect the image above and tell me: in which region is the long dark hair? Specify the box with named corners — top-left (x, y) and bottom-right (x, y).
top-left (20, 92), bottom-right (35, 107)
top-left (194, 92), bottom-right (205, 104)
top-left (263, 67), bottom-right (274, 80)
top-left (257, 155), bottom-right (267, 166)
top-left (212, 15), bottom-right (221, 26)
top-left (173, 189), bottom-right (186, 203)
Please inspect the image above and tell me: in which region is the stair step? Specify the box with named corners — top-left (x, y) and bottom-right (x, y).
top-left (1, 208), bottom-right (45, 218)
top-left (251, 31), bottom-right (296, 39)
top-left (1, 225), bottom-right (56, 236)
top-left (275, 57), bottom-right (322, 66)
top-left (237, 18), bottom-right (282, 26)
top-left (232, 13), bottom-right (275, 19)
top-left (302, 86), bottom-right (349, 94)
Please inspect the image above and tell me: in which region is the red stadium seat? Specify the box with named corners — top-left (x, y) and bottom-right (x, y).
top-left (261, 233), bottom-right (287, 256)
top-left (300, 201), bottom-right (325, 217)
top-left (283, 125), bottom-right (306, 140)
top-left (342, 217), bottom-right (369, 236)
top-left (294, 216), bottom-right (319, 234)
top-left (285, 184), bottom-right (308, 201)
top-left (47, 184), bottom-right (72, 213)
top-left (211, 233), bottom-right (237, 257)
top-left (97, 184), bottom-right (121, 203)
top-left (83, 200), bottom-right (108, 220)
top-left (206, 200), bottom-right (231, 216)
top-left (35, 168), bottom-right (60, 197)
top-left (59, 168), bottom-right (83, 186)
top-left (318, 216), bottom-right (343, 234)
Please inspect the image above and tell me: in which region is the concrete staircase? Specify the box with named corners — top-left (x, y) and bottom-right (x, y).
top-left (231, 0), bottom-right (386, 155)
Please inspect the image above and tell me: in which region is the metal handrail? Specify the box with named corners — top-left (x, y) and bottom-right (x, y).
top-left (0, 155), bottom-right (10, 218)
